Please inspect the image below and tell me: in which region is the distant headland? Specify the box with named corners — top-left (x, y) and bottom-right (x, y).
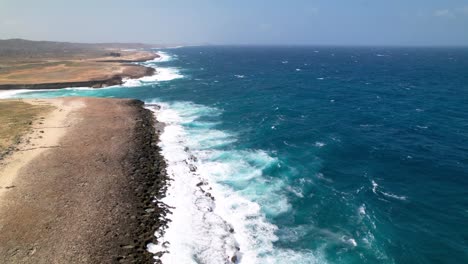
top-left (0, 39), bottom-right (161, 90)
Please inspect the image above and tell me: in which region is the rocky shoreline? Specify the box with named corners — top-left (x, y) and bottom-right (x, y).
top-left (120, 100), bottom-right (170, 263)
top-left (0, 98), bottom-right (170, 263)
top-left (0, 64), bottom-right (155, 90)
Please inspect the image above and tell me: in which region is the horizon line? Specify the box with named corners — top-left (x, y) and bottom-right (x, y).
top-left (2, 38), bottom-right (468, 48)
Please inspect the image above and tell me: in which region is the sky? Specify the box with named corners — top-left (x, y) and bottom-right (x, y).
top-left (1, 0), bottom-right (468, 46)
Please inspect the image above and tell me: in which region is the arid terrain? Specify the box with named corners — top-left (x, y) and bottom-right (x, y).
top-left (0, 100), bottom-right (53, 157)
top-left (0, 98), bottom-right (168, 263)
top-left (0, 39), bottom-right (160, 89)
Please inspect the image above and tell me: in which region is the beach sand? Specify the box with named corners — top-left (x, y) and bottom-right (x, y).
top-left (0, 97), bottom-right (167, 263)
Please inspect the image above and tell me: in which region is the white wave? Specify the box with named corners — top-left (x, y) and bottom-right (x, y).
top-left (146, 100), bottom-right (318, 264)
top-left (0, 89), bottom-right (36, 99)
top-left (165, 45), bottom-right (185, 49)
top-left (235, 74), bottom-right (245, 78)
top-left (146, 51), bottom-right (174, 63)
top-left (122, 67), bottom-right (183, 86)
top-left (0, 87), bottom-right (103, 99)
top-left (316, 173), bottom-right (332, 183)
top-left (359, 204), bottom-right (366, 215)
top-left (371, 180), bottom-right (407, 201)
top-left (315, 142), bottom-right (326, 148)
top-left (372, 180), bottom-right (378, 194)
top-left (262, 248), bottom-right (326, 264)
top-left (381, 191), bottom-right (407, 201)
top-left (64, 87), bottom-right (96, 90)
top-left (287, 185), bottom-right (304, 198)
top-left (147, 103), bottom-right (240, 263)
top-left (344, 238), bottom-right (358, 247)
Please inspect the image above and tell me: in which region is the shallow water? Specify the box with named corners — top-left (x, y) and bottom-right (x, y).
top-left (6, 46), bottom-right (468, 264)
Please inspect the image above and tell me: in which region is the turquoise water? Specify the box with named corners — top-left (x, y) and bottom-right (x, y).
top-left (5, 46), bottom-right (468, 263)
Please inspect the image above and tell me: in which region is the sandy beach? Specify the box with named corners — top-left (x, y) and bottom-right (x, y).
top-left (0, 97), bottom-right (168, 263)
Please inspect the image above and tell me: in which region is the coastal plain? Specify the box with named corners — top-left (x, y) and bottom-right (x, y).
top-left (0, 39), bottom-right (159, 89)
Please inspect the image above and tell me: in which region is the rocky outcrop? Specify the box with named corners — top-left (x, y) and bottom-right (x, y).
top-left (116, 99), bottom-right (170, 263)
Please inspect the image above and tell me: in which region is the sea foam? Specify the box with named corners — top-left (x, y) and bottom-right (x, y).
top-left (146, 100), bottom-right (319, 263)
top-left (123, 51), bottom-right (183, 86)
top-left (146, 51), bottom-right (175, 63)
top-left (122, 67), bottom-right (184, 87)
top-left (0, 89), bottom-right (37, 99)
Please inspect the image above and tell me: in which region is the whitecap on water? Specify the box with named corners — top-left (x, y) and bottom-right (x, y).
top-left (359, 204), bottom-right (366, 215)
top-left (371, 180), bottom-right (378, 194)
top-left (315, 142), bottom-right (326, 147)
top-left (371, 180), bottom-right (407, 201)
top-left (381, 191), bottom-right (407, 201)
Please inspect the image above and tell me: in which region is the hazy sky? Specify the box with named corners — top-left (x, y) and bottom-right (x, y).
top-left (1, 0), bottom-right (468, 46)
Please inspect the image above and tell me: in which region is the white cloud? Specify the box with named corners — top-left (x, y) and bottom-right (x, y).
top-left (434, 9), bottom-right (454, 17)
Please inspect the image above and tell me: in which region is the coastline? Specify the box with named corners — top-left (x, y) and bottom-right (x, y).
top-left (0, 50), bottom-right (160, 90)
top-left (0, 97), bottom-right (169, 263)
top-left (0, 66), bottom-right (154, 90)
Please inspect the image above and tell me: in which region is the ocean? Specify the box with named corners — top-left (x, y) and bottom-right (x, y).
top-left (3, 46), bottom-right (468, 264)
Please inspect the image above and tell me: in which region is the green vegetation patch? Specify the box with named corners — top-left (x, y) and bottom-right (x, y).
top-left (0, 100), bottom-right (53, 156)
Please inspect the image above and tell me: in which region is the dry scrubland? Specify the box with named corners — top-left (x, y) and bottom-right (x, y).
top-left (0, 39), bottom-right (159, 89)
top-left (0, 100), bottom-right (53, 157)
top-left (0, 98), bottom-right (167, 264)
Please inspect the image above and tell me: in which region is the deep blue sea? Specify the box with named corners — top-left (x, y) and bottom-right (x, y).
top-left (4, 46), bottom-right (468, 264)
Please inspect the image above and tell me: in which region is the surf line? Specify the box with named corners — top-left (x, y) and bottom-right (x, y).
top-left (145, 103), bottom-right (241, 264)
